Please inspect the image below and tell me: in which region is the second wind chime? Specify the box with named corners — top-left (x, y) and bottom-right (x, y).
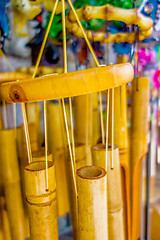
top-left (0, 1), bottom-right (152, 240)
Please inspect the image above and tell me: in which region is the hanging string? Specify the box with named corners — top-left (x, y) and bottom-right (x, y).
top-left (67, 0), bottom-right (105, 144)
top-left (62, 0), bottom-right (76, 167)
top-left (31, 0), bottom-right (59, 190)
top-left (105, 89), bottom-right (110, 170)
top-left (32, 0), bottom-right (59, 79)
top-left (111, 88), bottom-right (114, 169)
top-left (21, 103), bottom-right (32, 163)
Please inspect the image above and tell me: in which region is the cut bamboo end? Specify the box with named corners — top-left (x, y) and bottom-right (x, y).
top-left (0, 129), bottom-right (25, 240)
top-left (91, 143), bottom-right (119, 171)
top-left (77, 165), bottom-right (106, 179)
top-left (24, 160), bottom-right (59, 240)
top-left (77, 166), bottom-right (108, 240)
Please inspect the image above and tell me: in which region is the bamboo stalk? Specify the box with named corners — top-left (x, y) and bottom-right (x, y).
top-left (24, 160), bottom-right (59, 240)
top-left (47, 101), bottom-right (70, 217)
top-left (74, 94), bottom-right (93, 165)
top-left (0, 129), bottom-right (25, 240)
top-left (108, 84), bottom-right (130, 240)
top-left (91, 144), bottom-right (125, 240)
top-left (26, 102), bottom-right (41, 147)
top-left (77, 166), bottom-right (108, 240)
top-left (21, 122), bottom-right (39, 165)
top-left (130, 77), bottom-right (150, 240)
top-left (1, 63), bottom-right (134, 103)
top-left (17, 123), bottom-right (40, 239)
top-left (0, 197), bottom-right (11, 240)
top-left (32, 150), bottom-right (52, 162)
top-left (66, 143), bottom-right (87, 239)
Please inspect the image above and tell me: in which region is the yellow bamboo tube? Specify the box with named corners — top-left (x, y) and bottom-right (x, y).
top-left (130, 77), bottom-right (150, 240)
top-left (1, 63), bottom-right (134, 103)
top-left (77, 166), bottom-right (108, 240)
top-left (74, 94), bottom-right (93, 165)
top-left (74, 93), bottom-right (100, 146)
top-left (47, 102), bottom-right (65, 154)
top-left (20, 122), bottom-right (39, 238)
top-left (24, 160), bottom-right (59, 240)
top-left (108, 84), bottom-right (130, 240)
top-left (0, 197), bottom-right (11, 240)
top-left (54, 148), bottom-right (70, 217)
top-left (91, 144), bottom-right (125, 240)
top-left (0, 197), bottom-right (4, 240)
top-left (75, 143), bottom-right (87, 170)
top-left (21, 122), bottom-right (39, 165)
top-left (16, 127), bottom-right (30, 239)
top-left (26, 102), bottom-right (41, 148)
top-left (107, 54), bottom-right (131, 240)
top-left (47, 101), bottom-right (70, 217)
top-left (92, 93), bottom-right (101, 145)
top-left (0, 129), bottom-right (25, 240)
top-left (66, 143), bottom-right (87, 240)
top-left (32, 150), bottom-right (52, 162)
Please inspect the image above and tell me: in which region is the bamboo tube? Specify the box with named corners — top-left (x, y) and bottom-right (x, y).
top-left (54, 148), bottom-right (70, 217)
top-left (91, 144), bottom-right (125, 240)
top-left (74, 93), bottom-right (100, 165)
top-left (77, 166), bottom-right (108, 240)
top-left (24, 160), bottom-right (59, 240)
top-left (22, 150), bottom-right (52, 239)
top-left (21, 122), bottom-right (39, 165)
top-left (0, 198), bottom-right (4, 240)
top-left (75, 143), bottom-right (87, 170)
top-left (1, 63), bottom-right (134, 103)
top-left (0, 197), bottom-right (11, 240)
top-left (66, 143), bottom-right (87, 240)
top-left (32, 150), bottom-right (52, 162)
top-left (16, 127), bottom-right (30, 239)
top-left (92, 93), bottom-right (101, 145)
top-left (108, 84), bottom-right (130, 240)
top-left (47, 101), bottom-right (70, 217)
top-left (130, 77), bottom-right (150, 240)
top-left (0, 129), bottom-right (25, 240)
top-left (74, 94), bottom-right (93, 165)
top-left (19, 122), bottom-right (39, 238)
top-left (47, 102), bottom-right (64, 154)
top-left (26, 102), bottom-right (41, 147)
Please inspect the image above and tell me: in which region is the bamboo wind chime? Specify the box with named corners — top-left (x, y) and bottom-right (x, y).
top-left (0, 2), bottom-right (135, 240)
